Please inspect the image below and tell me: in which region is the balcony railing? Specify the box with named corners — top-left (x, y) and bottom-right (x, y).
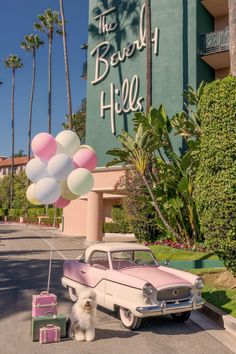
top-left (200, 28), bottom-right (229, 55)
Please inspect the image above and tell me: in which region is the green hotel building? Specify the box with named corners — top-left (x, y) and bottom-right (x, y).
top-left (63, 0), bottom-right (230, 239)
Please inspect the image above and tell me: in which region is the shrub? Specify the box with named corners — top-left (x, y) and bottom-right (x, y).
top-left (0, 208), bottom-right (8, 216)
top-left (103, 205), bottom-right (131, 234)
top-left (115, 169), bottom-right (161, 243)
top-left (195, 76), bottom-right (236, 275)
top-left (39, 217), bottom-right (62, 227)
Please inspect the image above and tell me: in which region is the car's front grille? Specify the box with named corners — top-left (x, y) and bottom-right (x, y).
top-left (156, 287), bottom-right (192, 301)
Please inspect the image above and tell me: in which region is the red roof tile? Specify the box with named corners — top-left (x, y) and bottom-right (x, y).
top-left (0, 157), bottom-right (29, 167)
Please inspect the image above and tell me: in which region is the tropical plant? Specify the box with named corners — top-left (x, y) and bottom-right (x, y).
top-left (14, 149), bottom-right (26, 157)
top-left (59, 0), bottom-right (72, 128)
top-left (20, 34), bottom-right (44, 162)
top-left (62, 111), bottom-right (86, 143)
top-left (3, 54), bottom-right (23, 207)
top-left (34, 9), bottom-right (62, 133)
top-left (229, 0), bottom-right (236, 76)
top-left (115, 168), bottom-right (161, 242)
top-left (107, 84), bottom-right (204, 244)
top-left (195, 76), bottom-right (236, 276)
top-left (106, 111), bottom-right (182, 241)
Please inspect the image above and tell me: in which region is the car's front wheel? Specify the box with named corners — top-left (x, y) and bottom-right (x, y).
top-left (171, 311), bottom-right (191, 322)
top-left (119, 307), bottom-right (142, 330)
top-left (68, 287), bottom-right (78, 302)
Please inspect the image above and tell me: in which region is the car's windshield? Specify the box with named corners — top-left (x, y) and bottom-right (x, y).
top-left (111, 250), bottom-right (158, 270)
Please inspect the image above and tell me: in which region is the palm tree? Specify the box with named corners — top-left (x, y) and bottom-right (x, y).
top-left (145, 0), bottom-right (152, 113)
top-left (34, 9), bottom-right (62, 133)
top-left (59, 0), bottom-right (73, 129)
top-left (20, 34), bottom-right (44, 163)
top-left (62, 111), bottom-right (86, 143)
top-left (107, 125), bottom-right (182, 241)
top-left (3, 55), bottom-right (23, 207)
top-left (229, 0), bottom-right (236, 76)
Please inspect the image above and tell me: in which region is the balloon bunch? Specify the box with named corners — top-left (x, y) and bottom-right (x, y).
top-left (26, 130), bottom-right (97, 208)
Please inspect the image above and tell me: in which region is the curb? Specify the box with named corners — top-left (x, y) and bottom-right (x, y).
top-left (200, 302), bottom-right (236, 337)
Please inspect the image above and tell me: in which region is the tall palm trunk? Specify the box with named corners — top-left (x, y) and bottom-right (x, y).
top-left (28, 49), bottom-right (36, 163)
top-left (229, 0), bottom-right (236, 76)
top-left (145, 0), bottom-right (152, 113)
top-left (59, 0), bottom-right (73, 129)
top-left (48, 30), bottom-right (53, 133)
top-left (10, 68), bottom-right (15, 208)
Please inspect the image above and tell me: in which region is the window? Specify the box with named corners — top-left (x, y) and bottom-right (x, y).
top-left (2, 168), bottom-right (6, 176)
top-left (89, 251), bottom-right (109, 270)
top-left (111, 250), bottom-right (158, 270)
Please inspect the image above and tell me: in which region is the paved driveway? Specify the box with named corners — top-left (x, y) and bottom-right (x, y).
top-left (0, 224), bottom-right (235, 354)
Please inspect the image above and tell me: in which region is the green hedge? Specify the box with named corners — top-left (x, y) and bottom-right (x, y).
top-left (0, 209), bottom-right (8, 216)
top-left (0, 207), bottom-right (62, 218)
top-left (103, 206), bottom-right (131, 234)
top-left (195, 76), bottom-right (236, 275)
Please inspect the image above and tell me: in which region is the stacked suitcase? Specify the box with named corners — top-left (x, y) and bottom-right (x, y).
top-left (31, 291), bottom-right (67, 344)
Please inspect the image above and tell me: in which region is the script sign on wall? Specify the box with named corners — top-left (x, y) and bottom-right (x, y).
top-left (89, 2), bottom-right (159, 134)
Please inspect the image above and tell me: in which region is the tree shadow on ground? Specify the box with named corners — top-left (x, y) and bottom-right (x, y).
top-left (0, 229), bottom-right (19, 234)
top-left (0, 258), bottom-right (68, 320)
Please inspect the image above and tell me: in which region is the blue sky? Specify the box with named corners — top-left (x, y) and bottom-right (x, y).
top-left (0, 0), bottom-right (88, 157)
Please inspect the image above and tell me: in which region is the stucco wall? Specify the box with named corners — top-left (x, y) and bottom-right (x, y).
top-left (86, 0), bottom-right (214, 167)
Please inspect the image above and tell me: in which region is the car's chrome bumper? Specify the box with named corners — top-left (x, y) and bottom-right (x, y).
top-left (136, 298), bottom-right (205, 315)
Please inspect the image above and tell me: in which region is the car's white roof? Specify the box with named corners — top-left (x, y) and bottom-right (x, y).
top-left (84, 242), bottom-right (150, 260)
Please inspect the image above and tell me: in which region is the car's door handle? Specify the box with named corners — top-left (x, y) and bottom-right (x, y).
top-left (80, 270), bottom-right (86, 274)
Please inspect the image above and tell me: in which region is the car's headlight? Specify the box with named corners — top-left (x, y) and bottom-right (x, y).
top-left (143, 283), bottom-right (154, 296)
top-left (195, 278), bottom-right (204, 289)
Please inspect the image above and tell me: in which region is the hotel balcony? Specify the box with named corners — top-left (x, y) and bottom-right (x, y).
top-left (200, 28), bottom-right (230, 70)
top-left (81, 61), bottom-right (87, 80)
top-left (201, 0), bottom-right (228, 17)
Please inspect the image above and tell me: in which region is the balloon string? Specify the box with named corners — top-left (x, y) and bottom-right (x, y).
top-left (47, 206), bottom-right (57, 293)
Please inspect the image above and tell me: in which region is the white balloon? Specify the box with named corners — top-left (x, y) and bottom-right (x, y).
top-left (67, 168), bottom-right (94, 196)
top-left (56, 130), bottom-right (80, 156)
top-left (35, 178), bottom-right (60, 204)
top-left (25, 158), bottom-right (49, 182)
top-left (48, 153), bottom-right (74, 181)
top-left (26, 183), bottom-right (42, 205)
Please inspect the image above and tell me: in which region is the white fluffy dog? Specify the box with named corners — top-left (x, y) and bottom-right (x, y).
top-left (70, 287), bottom-right (97, 342)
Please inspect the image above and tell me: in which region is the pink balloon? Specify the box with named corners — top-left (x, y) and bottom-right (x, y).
top-left (31, 133), bottom-right (57, 161)
top-left (54, 196), bottom-right (71, 208)
top-left (73, 149), bottom-right (97, 171)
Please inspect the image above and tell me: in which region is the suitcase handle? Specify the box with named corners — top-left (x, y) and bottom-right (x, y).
top-left (40, 291), bottom-right (49, 295)
top-left (45, 312), bottom-right (57, 317)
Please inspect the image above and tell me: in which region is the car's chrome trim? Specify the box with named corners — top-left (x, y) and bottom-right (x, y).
top-left (136, 298), bottom-right (205, 314)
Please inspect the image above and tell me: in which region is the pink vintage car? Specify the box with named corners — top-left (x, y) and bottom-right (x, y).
top-left (61, 243), bottom-right (205, 329)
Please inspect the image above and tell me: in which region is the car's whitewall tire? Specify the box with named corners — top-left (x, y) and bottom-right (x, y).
top-left (119, 307), bottom-right (142, 330)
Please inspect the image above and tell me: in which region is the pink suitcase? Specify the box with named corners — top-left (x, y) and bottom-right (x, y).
top-left (39, 324), bottom-right (61, 344)
top-left (32, 291), bottom-right (57, 317)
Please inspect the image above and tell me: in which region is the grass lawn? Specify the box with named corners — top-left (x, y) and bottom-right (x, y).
top-left (202, 285), bottom-right (236, 317)
top-left (189, 269), bottom-right (236, 317)
top-left (149, 245), bottom-right (218, 261)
